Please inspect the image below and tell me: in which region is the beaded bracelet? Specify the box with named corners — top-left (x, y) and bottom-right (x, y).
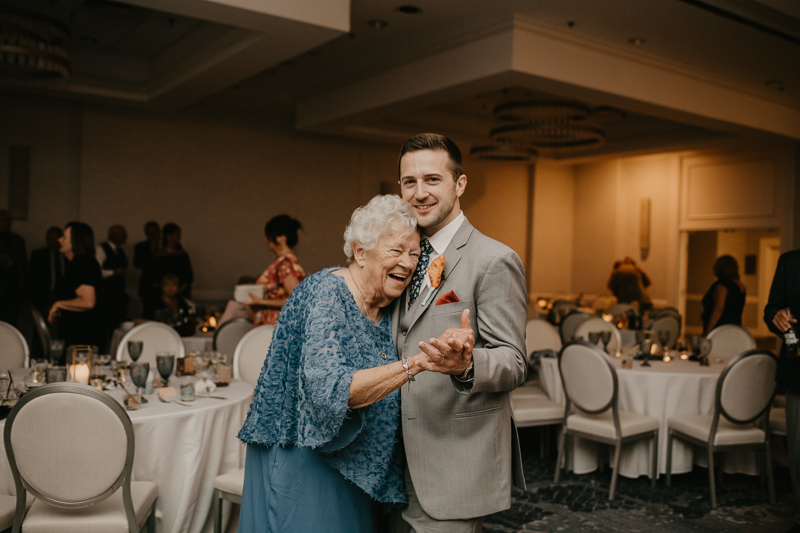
top-left (402, 357), bottom-right (415, 391)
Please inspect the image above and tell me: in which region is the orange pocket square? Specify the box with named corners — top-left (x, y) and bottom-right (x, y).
top-left (435, 290), bottom-right (460, 306)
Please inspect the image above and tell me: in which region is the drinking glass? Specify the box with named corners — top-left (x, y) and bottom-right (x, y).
top-left (600, 331), bottom-right (612, 353)
top-left (0, 371), bottom-right (10, 403)
top-left (588, 332), bottom-right (600, 346)
top-left (31, 358), bottom-right (48, 384)
top-left (641, 339), bottom-right (652, 367)
top-left (658, 330), bottom-right (670, 352)
top-left (128, 341), bottom-right (143, 363)
top-left (130, 362), bottom-right (150, 403)
top-left (156, 353), bottom-right (175, 386)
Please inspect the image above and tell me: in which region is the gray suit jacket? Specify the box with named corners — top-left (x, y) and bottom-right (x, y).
top-left (392, 218), bottom-right (527, 520)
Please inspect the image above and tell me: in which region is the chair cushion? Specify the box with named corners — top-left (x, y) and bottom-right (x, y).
top-left (512, 397), bottom-right (563, 427)
top-left (770, 408), bottom-right (787, 435)
top-left (668, 415), bottom-right (766, 446)
top-left (567, 410), bottom-right (659, 439)
top-left (21, 481), bottom-right (157, 533)
top-left (511, 384), bottom-right (548, 401)
top-left (214, 468), bottom-right (245, 496)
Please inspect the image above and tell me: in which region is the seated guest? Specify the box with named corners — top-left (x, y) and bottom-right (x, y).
top-left (49, 222), bottom-right (106, 354)
top-left (244, 215), bottom-right (306, 326)
top-left (238, 195), bottom-right (473, 532)
top-left (608, 256), bottom-right (652, 310)
top-left (148, 273), bottom-right (191, 322)
top-left (702, 254), bottom-right (746, 335)
top-left (28, 226), bottom-right (65, 316)
top-left (134, 221), bottom-right (161, 319)
top-left (96, 224), bottom-right (130, 331)
top-left (154, 222), bottom-right (193, 298)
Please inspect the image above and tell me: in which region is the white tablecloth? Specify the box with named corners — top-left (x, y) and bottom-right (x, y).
top-left (539, 355), bottom-right (759, 479)
top-left (0, 380), bottom-right (254, 533)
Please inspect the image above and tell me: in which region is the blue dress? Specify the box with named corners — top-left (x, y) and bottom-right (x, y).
top-left (237, 269), bottom-right (406, 533)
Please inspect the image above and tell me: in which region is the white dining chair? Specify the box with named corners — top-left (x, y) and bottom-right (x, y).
top-left (651, 306), bottom-right (681, 321)
top-left (550, 300), bottom-right (578, 323)
top-left (4, 382), bottom-right (158, 533)
top-left (573, 317), bottom-right (622, 355)
top-left (115, 322), bottom-right (185, 366)
top-left (607, 303), bottom-right (634, 318)
top-left (514, 319), bottom-right (561, 401)
top-left (706, 324), bottom-right (756, 358)
top-left (0, 321), bottom-right (29, 369)
top-left (650, 316), bottom-right (680, 349)
top-left (554, 341), bottom-right (659, 500)
top-left (559, 311), bottom-right (590, 345)
top-left (512, 395), bottom-right (564, 459)
top-left (666, 349), bottom-right (777, 508)
top-left (212, 318), bottom-right (253, 360)
top-left (232, 325), bottom-right (275, 387)
top-left (214, 324), bottom-right (276, 533)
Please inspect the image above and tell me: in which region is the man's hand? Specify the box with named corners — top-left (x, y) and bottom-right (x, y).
top-left (773, 308), bottom-right (796, 333)
top-left (417, 309), bottom-right (474, 375)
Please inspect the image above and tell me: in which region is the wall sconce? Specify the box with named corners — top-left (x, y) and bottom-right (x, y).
top-left (640, 198), bottom-right (651, 261)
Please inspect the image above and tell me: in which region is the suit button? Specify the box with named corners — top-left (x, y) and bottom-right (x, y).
top-left (400, 329), bottom-right (407, 335)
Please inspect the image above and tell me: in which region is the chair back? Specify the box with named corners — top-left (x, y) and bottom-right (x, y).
top-left (4, 383), bottom-right (135, 521)
top-left (558, 341), bottom-right (617, 415)
top-left (550, 300), bottom-right (578, 323)
top-left (650, 316), bottom-right (680, 349)
top-left (233, 325), bottom-right (275, 388)
top-left (607, 303), bottom-right (634, 318)
top-left (574, 317), bottom-right (622, 355)
top-left (651, 306), bottom-right (680, 320)
top-left (717, 349), bottom-right (777, 425)
top-left (30, 308), bottom-right (52, 360)
top-left (115, 321), bottom-right (185, 365)
top-left (559, 311), bottom-right (590, 344)
top-left (0, 321), bottom-right (29, 369)
top-left (525, 319), bottom-right (561, 357)
top-left (213, 318), bottom-right (253, 359)
top-left (707, 324), bottom-right (755, 357)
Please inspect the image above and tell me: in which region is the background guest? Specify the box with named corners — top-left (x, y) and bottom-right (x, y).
top-left (49, 221), bottom-right (105, 354)
top-left (28, 226), bottom-right (65, 316)
top-left (607, 256), bottom-right (651, 310)
top-left (244, 215), bottom-right (306, 326)
top-left (0, 209), bottom-right (27, 324)
top-left (154, 222), bottom-right (193, 298)
top-left (148, 273), bottom-right (191, 321)
top-left (134, 220), bottom-right (161, 318)
top-left (702, 254), bottom-right (746, 335)
top-left (96, 224), bottom-right (130, 331)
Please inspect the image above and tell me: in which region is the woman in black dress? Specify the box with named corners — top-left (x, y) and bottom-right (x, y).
top-left (701, 254), bottom-right (746, 335)
top-left (49, 221), bottom-right (106, 353)
top-left (153, 223), bottom-right (193, 298)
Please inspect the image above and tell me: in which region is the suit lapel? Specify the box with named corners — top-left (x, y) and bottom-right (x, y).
top-left (398, 219), bottom-right (474, 333)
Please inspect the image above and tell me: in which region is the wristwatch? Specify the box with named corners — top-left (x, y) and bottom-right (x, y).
top-left (455, 361), bottom-right (474, 382)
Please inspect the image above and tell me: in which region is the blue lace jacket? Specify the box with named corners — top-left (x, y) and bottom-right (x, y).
top-left (238, 269), bottom-right (405, 504)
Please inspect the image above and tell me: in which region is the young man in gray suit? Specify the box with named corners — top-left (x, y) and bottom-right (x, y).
top-left (392, 133), bottom-right (528, 532)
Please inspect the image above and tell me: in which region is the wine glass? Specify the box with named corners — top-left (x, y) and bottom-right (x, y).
top-left (130, 362), bottom-right (150, 403)
top-left (600, 331), bottom-right (612, 354)
top-left (658, 330), bottom-right (670, 354)
top-left (588, 332), bottom-right (600, 346)
top-left (641, 339), bottom-right (652, 367)
top-left (156, 353), bottom-right (175, 386)
top-left (699, 338), bottom-right (712, 366)
top-left (31, 358), bottom-right (48, 384)
top-left (128, 341), bottom-right (143, 363)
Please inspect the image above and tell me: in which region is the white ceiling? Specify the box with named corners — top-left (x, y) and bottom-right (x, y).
top-left (2, 0), bottom-right (799, 159)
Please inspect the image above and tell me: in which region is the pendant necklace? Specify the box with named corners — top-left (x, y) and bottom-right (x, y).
top-left (351, 270), bottom-right (387, 360)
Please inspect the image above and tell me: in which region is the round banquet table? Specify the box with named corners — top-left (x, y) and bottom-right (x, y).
top-left (538, 354), bottom-right (760, 479)
top-left (0, 380), bottom-right (253, 533)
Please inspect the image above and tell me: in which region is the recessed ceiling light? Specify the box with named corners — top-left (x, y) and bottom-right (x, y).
top-left (765, 79), bottom-right (785, 91)
top-left (628, 37), bottom-right (647, 46)
top-left (397, 5), bottom-right (421, 15)
top-left (368, 19), bottom-right (388, 29)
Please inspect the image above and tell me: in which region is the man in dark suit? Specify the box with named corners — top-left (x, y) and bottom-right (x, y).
top-left (28, 226), bottom-right (65, 316)
top-left (0, 209), bottom-right (27, 324)
top-left (97, 224), bottom-right (130, 331)
top-left (133, 221), bottom-right (160, 319)
top-left (764, 249), bottom-right (800, 533)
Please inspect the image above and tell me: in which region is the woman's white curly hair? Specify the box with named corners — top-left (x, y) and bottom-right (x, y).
top-left (343, 195), bottom-right (417, 262)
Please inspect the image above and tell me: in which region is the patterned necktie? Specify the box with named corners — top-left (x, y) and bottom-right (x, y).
top-left (408, 238), bottom-right (433, 308)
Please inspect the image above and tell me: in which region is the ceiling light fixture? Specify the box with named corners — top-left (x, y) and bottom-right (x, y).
top-left (367, 19), bottom-right (388, 29)
top-left (469, 144), bottom-right (538, 162)
top-left (0, 9), bottom-right (70, 79)
top-left (628, 37), bottom-right (647, 46)
top-left (490, 122), bottom-right (605, 150)
top-left (493, 101), bottom-right (590, 122)
top-left (397, 5), bottom-right (421, 15)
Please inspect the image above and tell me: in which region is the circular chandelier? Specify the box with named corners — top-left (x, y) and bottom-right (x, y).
top-left (0, 9), bottom-right (70, 79)
top-left (469, 144), bottom-right (539, 162)
top-left (489, 122), bottom-right (605, 150)
top-left (492, 100), bottom-right (590, 122)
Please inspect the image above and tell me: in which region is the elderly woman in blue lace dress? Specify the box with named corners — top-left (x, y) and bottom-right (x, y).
top-left (237, 195), bottom-right (473, 533)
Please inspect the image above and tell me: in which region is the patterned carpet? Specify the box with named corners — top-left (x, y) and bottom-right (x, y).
top-left (484, 428), bottom-right (795, 532)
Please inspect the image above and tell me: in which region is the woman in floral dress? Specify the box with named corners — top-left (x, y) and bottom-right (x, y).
top-left (245, 215), bottom-right (307, 326)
